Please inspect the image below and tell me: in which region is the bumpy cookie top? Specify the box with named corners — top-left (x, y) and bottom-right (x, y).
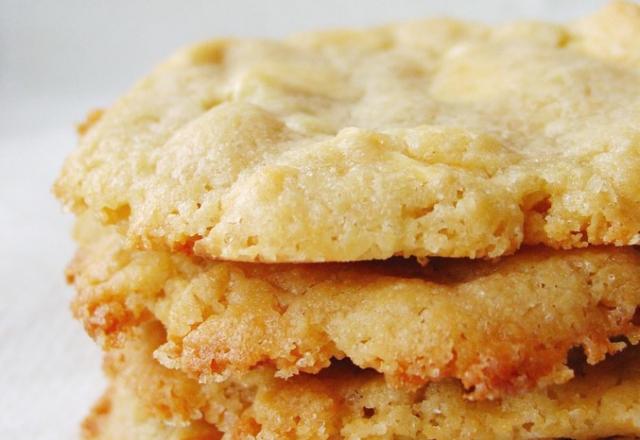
top-left (55, 1), bottom-right (640, 262)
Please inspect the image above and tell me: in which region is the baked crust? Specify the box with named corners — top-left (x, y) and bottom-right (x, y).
top-left (69, 217), bottom-right (640, 399)
top-left (97, 321), bottom-right (640, 439)
top-left (55, 1), bottom-right (640, 262)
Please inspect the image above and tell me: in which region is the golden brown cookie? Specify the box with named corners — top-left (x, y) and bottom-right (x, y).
top-left (69, 218), bottom-right (640, 399)
top-left (103, 321), bottom-right (640, 440)
top-left (81, 384), bottom-right (221, 440)
top-left (54, 1), bottom-right (640, 262)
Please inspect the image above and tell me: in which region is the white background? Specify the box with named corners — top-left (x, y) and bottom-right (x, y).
top-left (0, 1), bottom-right (611, 438)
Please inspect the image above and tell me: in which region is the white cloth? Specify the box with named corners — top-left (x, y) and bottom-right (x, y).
top-left (0, 125), bottom-right (105, 440)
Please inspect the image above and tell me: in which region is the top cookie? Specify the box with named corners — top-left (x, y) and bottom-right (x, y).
top-left (55, 1), bottom-right (640, 262)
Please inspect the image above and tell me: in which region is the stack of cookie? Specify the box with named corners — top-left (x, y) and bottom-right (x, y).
top-left (55, 1), bottom-right (640, 439)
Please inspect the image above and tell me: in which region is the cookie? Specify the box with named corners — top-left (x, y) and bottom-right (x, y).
top-left (81, 385), bottom-right (221, 440)
top-left (54, 1), bottom-right (640, 262)
top-left (68, 217), bottom-right (640, 399)
top-left (103, 321), bottom-right (640, 440)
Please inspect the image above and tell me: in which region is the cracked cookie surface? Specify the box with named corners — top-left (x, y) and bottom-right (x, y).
top-left (55, 1), bottom-right (640, 262)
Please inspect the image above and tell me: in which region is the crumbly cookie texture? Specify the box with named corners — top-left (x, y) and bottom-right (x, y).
top-left (103, 322), bottom-right (640, 440)
top-left (54, 1), bottom-right (640, 262)
top-left (69, 218), bottom-right (640, 400)
top-left (81, 385), bottom-right (222, 440)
